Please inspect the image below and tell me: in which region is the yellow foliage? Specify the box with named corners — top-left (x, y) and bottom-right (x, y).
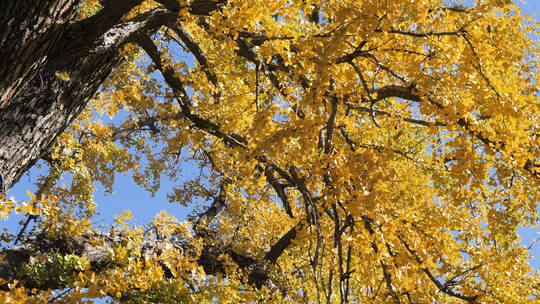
top-left (2, 0), bottom-right (540, 303)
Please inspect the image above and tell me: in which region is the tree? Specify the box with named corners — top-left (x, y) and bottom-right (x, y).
top-left (0, 0), bottom-right (539, 302)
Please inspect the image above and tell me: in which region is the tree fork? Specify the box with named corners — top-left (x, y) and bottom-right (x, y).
top-left (0, 0), bottom-right (224, 193)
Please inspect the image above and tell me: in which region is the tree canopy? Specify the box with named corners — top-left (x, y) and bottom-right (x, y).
top-left (0, 0), bottom-right (539, 303)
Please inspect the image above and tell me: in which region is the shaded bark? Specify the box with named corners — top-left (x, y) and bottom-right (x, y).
top-left (0, 0), bottom-right (80, 109)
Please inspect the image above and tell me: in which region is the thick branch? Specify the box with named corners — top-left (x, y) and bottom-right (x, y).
top-left (0, 232), bottom-right (270, 290)
top-left (89, 8), bottom-right (177, 54)
top-left (372, 85), bottom-right (421, 103)
top-left (78, 0), bottom-right (145, 36)
top-left (264, 221), bottom-right (303, 263)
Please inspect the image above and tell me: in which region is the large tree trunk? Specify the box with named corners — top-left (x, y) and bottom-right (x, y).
top-left (0, 0), bottom-right (221, 192)
top-left (0, 0), bottom-right (80, 109)
top-left (0, 50), bottom-right (122, 192)
top-left (0, 0), bottom-right (126, 192)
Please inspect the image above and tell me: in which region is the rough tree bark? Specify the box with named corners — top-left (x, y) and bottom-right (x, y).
top-left (0, 0), bottom-right (222, 193)
top-left (0, 231), bottom-right (274, 291)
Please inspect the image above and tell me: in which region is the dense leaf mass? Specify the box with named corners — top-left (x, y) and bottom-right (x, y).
top-left (1, 0), bottom-right (539, 303)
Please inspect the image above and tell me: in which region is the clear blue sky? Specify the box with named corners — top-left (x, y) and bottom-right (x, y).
top-left (1, 1), bottom-right (539, 302)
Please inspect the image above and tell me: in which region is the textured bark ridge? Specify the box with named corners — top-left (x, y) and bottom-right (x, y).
top-left (0, 0), bottom-right (80, 110)
top-left (0, 47), bottom-right (123, 193)
top-left (0, 232), bottom-right (271, 291)
top-left (0, 0), bottom-right (222, 192)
